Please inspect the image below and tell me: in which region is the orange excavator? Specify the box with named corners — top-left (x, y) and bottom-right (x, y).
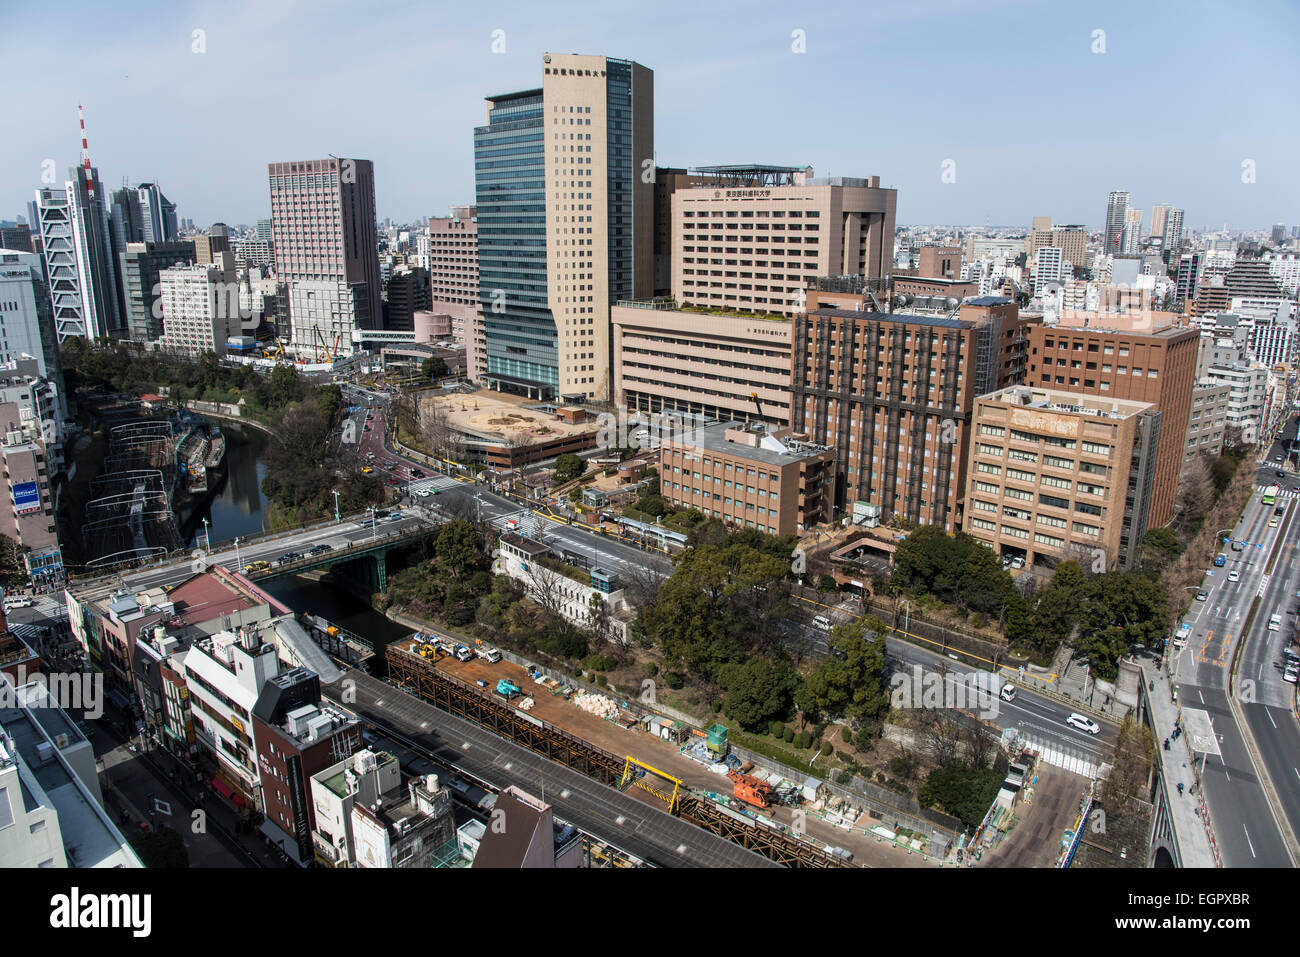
top-left (727, 769), bottom-right (774, 809)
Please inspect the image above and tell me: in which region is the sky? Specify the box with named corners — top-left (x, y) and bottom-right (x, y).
top-left (2, 0), bottom-right (1297, 232)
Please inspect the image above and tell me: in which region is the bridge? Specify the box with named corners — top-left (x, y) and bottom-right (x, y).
top-left (67, 507), bottom-right (442, 600)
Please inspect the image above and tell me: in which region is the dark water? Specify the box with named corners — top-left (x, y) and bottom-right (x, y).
top-left (183, 421), bottom-right (270, 548)
top-left (184, 419), bottom-right (409, 649)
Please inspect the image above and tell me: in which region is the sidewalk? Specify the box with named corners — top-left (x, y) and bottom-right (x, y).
top-left (1140, 661), bottom-right (1222, 867)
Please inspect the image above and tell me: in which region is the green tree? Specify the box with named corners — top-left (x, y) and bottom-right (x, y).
top-left (421, 356), bottom-right (448, 380)
top-left (794, 616), bottom-right (891, 727)
top-left (718, 657), bottom-right (796, 731)
top-left (553, 453), bottom-right (585, 483)
top-left (434, 520), bottom-right (485, 582)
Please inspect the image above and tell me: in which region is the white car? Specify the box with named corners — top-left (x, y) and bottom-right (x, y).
top-left (3, 595), bottom-right (32, 611)
top-left (999, 683), bottom-right (1017, 702)
top-left (1268, 614), bottom-right (1282, 631)
top-left (1066, 713), bottom-right (1101, 735)
top-left (1227, 569), bottom-right (1240, 582)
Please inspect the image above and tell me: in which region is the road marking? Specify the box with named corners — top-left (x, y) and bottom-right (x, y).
top-left (1267, 710), bottom-right (1277, 730)
top-left (1243, 824), bottom-right (1257, 858)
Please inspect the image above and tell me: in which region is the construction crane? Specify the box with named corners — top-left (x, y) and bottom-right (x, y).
top-left (726, 769), bottom-right (774, 809)
top-left (751, 392), bottom-right (764, 421)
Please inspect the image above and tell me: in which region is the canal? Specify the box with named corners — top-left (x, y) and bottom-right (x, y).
top-left (189, 418), bottom-right (409, 650)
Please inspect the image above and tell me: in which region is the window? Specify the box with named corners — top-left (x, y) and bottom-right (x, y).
top-left (1035, 532), bottom-right (1064, 548)
top-left (0, 787), bottom-right (11, 829)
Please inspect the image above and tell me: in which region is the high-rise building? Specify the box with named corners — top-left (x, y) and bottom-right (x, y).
top-left (192, 232), bottom-right (231, 266)
top-left (0, 225), bottom-right (32, 253)
top-left (671, 167), bottom-right (897, 316)
top-left (474, 53), bottom-right (654, 401)
top-left (384, 268), bottom-right (430, 332)
top-left (1184, 380), bottom-right (1230, 466)
top-left (962, 385), bottom-right (1160, 572)
top-left (0, 400), bottom-right (62, 583)
top-left (1025, 323), bottom-right (1200, 527)
top-left (34, 167), bottom-right (123, 341)
top-left (1175, 252), bottom-right (1202, 308)
top-left (0, 249), bottom-right (62, 382)
top-left (1162, 207), bottom-right (1184, 257)
top-left (1121, 208), bottom-right (1143, 255)
top-left (118, 240), bottom-right (195, 341)
top-left (1104, 190), bottom-right (1130, 256)
top-left (256, 218), bottom-right (273, 241)
top-left (109, 183), bottom-right (178, 247)
top-left (157, 251), bottom-right (243, 356)
top-left (1033, 246), bottom-right (1064, 293)
top-left (269, 157), bottom-right (382, 355)
top-left (1272, 223), bottom-right (1287, 244)
top-left (1149, 205), bottom-right (1171, 243)
top-left (791, 290), bottom-right (1031, 527)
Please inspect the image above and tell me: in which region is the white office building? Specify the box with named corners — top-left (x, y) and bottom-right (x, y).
top-left (158, 251), bottom-right (244, 356)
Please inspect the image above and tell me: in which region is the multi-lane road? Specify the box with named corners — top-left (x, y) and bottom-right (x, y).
top-left (1171, 462), bottom-right (1300, 867)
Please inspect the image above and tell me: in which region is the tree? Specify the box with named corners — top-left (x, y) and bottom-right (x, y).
top-left (794, 616), bottom-right (890, 728)
top-left (1174, 454), bottom-right (1214, 532)
top-left (553, 453), bottom-right (585, 483)
top-left (421, 356), bottom-right (448, 381)
top-left (434, 519), bottom-right (485, 582)
top-left (1141, 527), bottom-right (1184, 570)
top-left (718, 657), bottom-right (796, 731)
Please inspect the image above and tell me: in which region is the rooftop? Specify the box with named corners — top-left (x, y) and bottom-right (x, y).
top-left (809, 307), bottom-right (973, 330)
top-left (668, 420), bottom-right (831, 467)
top-left (982, 385), bottom-right (1154, 420)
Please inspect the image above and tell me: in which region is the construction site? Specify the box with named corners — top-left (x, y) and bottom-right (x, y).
top-left (384, 634), bottom-right (960, 868)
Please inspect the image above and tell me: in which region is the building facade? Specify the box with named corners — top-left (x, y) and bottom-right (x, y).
top-left (118, 240), bottom-right (195, 341)
top-left (962, 385), bottom-right (1159, 572)
top-left (1184, 380), bottom-right (1230, 466)
top-left (158, 251), bottom-right (242, 356)
top-left (34, 167), bottom-right (123, 341)
top-left (474, 53), bottom-right (654, 401)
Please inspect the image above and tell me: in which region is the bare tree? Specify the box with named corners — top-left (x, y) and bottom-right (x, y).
top-left (1174, 454), bottom-right (1214, 532)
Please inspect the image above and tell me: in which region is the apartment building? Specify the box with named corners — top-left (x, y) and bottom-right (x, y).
top-left (1025, 322), bottom-right (1199, 527)
top-left (118, 240), bottom-right (195, 341)
top-left (0, 248), bottom-right (63, 383)
top-left (1184, 381), bottom-right (1230, 465)
top-left (611, 300), bottom-right (793, 425)
top-left (0, 401), bottom-right (61, 585)
top-left (671, 168), bottom-right (896, 317)
top-left (427, 206), bottom-right (484, 379)
top-left (791, 289), bottom-right (1030, 527)
top-left (962, 385), bottom-right (1159, 572)
top-left (1202, 363), bottom-right (1270, 445)
top-left (158, 251), bottom-right (243, 356)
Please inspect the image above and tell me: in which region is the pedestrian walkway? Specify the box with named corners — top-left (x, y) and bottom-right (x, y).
top-left (1140, 661), bottom-right (1222, 867)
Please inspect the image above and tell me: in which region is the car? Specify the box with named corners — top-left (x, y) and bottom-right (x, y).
top-left (361, 466), bottom-right (374, 474)
top-left (1277, 470), bottom-right (1286, 478)
top-left (1010, 556), bottom-right (1025, 569)
top-left (1270, 516), bottom-right (1279, 527)
top-left (307, 543), bottom-right (334, 555)
top-left (1268, 614), bottom-right (1282, 631)
top-left (476, 679), bottom-right (489, 689)
top-left (2, 595), bottom-right (32, 611)
top-left (1276, 455), bottom-right (1284, 463)
top-left (1196, 590), bottom-right (1208, 601)
top-left (364, 425), bottom-right (370, 432)
top-left (244, 560), bottom-right (270, 572)
top-left (387, 511), bottom-right (403, 522)
top-left (999, 683), bottom-right (1017, 702)
top-left (1284, 665), bottom-right (1299, 685)
top-left (415, 488), bottom-right (431, 498)
top-left (374, 509), bottom-right (389, 519)
top-left (1066, 713), bottom-right (1101, 735)
top-left (1213, 553), bottom-right (1227, 566)
top-left (1227, 569), bottom-right (1240, 582)
top-left (1173, 623), bottom-right (1192, 648)
top-left (277, 552), bottom-right (302, 565)
top-left (387, 477), bottom-right (400, 486)
top-left (410, 468), bottom-right (424, 478)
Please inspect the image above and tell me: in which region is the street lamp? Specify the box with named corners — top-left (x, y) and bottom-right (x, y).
top-left (369, 506), bottom-right (377, 540)
top-left (234, 537), bottom-right (242, 572)
top-left (201, 517), bottom-right (212, 554)
top-left (333, 489), bottom-right (341, 525)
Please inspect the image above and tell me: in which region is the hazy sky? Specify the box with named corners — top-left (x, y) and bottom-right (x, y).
top-left (3, 0), bottom-right (1297, 231)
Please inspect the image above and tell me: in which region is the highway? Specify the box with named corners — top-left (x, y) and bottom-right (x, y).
top-left (782, 606), bottom-right (1114, 766)
top-left (1170, 457), bottom-right (1300, 868)
top-left (323, 668), bottom-right (777, 868)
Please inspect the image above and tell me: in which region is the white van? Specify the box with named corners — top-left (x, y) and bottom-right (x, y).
top-left (812, 615), bottom-right (832, 632)
top-left (1173, 623), bottom-right (1192, 648)
top-left (1269, 614), bottom-right (1282, 632)
top-left (3, 595), bottom-right (32, 611)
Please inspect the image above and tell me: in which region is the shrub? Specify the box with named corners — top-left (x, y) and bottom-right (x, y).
top-left (644, 662), bottom-right (659, 677)
top-left (782, 725), bottom-right (795, 743)
top-left (821, 742), bottom-right (835, 756)
top-left (770, 722), bottom-right (785, 738)
top-left (795, 731), bottom-right (812, 750)
top-left (840, 727), bottom-right (852, 744)
top-left (663, 671), bottom-right (685, 690)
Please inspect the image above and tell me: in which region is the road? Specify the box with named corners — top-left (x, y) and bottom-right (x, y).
top-left (323, 669), bottom-right (777, 868)
top-left (1170, 470), bottom-right (1298, 868)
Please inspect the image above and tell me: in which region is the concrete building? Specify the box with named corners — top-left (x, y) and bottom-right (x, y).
top-left (652, 168), bottom-right (709, 295)
top-left (1184, 380), bottom-right (1230, 465)
top-left (426, 207), bottom-right (483, 381)
top-left (962, 385), bottom-right (1159, 573)
top-left (192, 233), bottom-right (230, 266)
top-left (659, 421), bottom-right (834, 535)
top-left (117, 240), bottom-right (195, 341)
top-left (1104, 190), bottom-right (1130, 256)
top-left (470, 785), bottom-right (583, 868)
top-left (108, 183), bottom-right (177, 247)
top-left (0, 356), bottom-right (67, 471)
top-left (1025, 322), bottom-right (1199, 527)
top-left (0, 402), bottom-right (61, 585)
top-left (671, 167), bottom-right (897, 317)
top-left (474, 53), bottom-right (654, 401)
top-left (158, 251), bottom-right (243, 356)
top-left (494, 532), bottom-right (635, 643)
top-left (0, 225), bottom-right (32, 253)
top-left (310, 748), bottom-right (456, 868)
top-left (792, 289), bottom-right (1030, 527)
top-left (611, 300), bottom-right (793, 426)
top-left (917, 245), bottom-right (962, 280)
top-left (1033, 246), bottom-right (1065, 293)
top-left (0, 680), bottom-right (142, 868)
top-left (231, 237), bottom-right (274, 269)
top-left (0, 249), bottom-right (63, 382)
top-left (183, 629), bottom-right (281, 809)
top-left (1202, 363), bottom-right (1269, 445)
top-left (34, 167), bottom-right (123, 341)
top-left (1121, 208), bottom-right (1143, 255)
top-left (384, 268), bottom-right (430, 332)
top-left (269, 157), bottom-right (382, 353)
top-left (252, 668), bottom-right (362, 866)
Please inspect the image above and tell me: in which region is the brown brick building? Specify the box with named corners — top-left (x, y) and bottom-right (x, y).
top-left (1025, 322), bottom-right (1199, 527)
top-left (791, 288), bottom-right (1032, 528)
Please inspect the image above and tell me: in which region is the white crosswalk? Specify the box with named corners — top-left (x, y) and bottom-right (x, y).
top-left (490, 509), bottom-right (544, 538)
top-left (405, 475), bottom-right (460, 495)
top-left (1257, 485), bottom-right (1300, 500)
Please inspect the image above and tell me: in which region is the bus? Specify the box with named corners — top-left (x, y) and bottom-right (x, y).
top-left (1263, 484), bottom-right (1280, 506)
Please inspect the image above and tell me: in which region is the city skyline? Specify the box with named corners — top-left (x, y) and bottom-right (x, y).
top-left (2, 0), bottom-right (1298, 231)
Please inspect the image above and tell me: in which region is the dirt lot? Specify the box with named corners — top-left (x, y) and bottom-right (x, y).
top-left (404, 640), bottom-right (940, 867)
top-left (981, 764), bottom-right (1088, 868)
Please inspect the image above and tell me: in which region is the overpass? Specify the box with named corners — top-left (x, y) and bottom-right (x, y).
top-left (67, 508), bottom-right (442, 600)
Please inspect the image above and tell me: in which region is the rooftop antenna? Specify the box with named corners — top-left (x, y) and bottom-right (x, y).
top-left (78, 105), bottom-right (95, 200)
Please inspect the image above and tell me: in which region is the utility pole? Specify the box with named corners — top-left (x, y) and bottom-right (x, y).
top-left (333, 489), bottom-right (341, 524)
top-left (234, 537), bottom-right (242, 571)
top-left (201, 517), bottom-right (211, 553)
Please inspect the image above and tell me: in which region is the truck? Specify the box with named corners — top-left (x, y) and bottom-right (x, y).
top-left (454, 645), bottom-right (473, 662)
top-left (494, 679), bottom-right (521, 701)
top-left (475, 645), bottom-right (502, 663)
top-left (960, 669), bottom-right (1015, 704)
